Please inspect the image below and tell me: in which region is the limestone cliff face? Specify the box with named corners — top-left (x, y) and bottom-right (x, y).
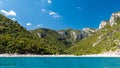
top-left (58, 30), bottom-right (82, 42)
top-left (99, 12), bottom-right (120, 29)
top-left (99, 21), bottom-right (109, 29)
top-left (81, 28), bottom-right (96, 37)
top-left (109, 12), bottom-right (120, 26)
top-left (57, 28), bottom-right (96, 43)
top-left (82, 28), bottom-right (96, 33)
top-left (70, 31), bottom-right (80, 41)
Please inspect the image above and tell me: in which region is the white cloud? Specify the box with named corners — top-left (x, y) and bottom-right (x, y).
top-left (27, 23), bottom-right (32, 26)
top-left (11, 18), bottom-right (16, 21)
top-left (49, 11), bottom-right (60, 18)
top-left (49, 11), bottom-right (56, 15)
top-left (47, 0), bottom-right (52, 4)
top-left (40, 9), bottom-right (61, 18)
top-left (41, 9), bottom-right (46, 12)
top-left (37, 24), bottom-right (43, 27)
top-left (1, 9), bottom-right (16, 16)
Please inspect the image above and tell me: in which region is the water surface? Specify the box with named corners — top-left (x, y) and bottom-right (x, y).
top-left (0, 57), bottom-right (120, 68)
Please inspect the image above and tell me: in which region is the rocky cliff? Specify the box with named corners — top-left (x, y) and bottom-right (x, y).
top-left (99, 20), bottom-right (109, 29)
top-left (99, 12), bottom-right (120, 29)
top-left (58, 28), bottom-right (96, 42)
top-left (66, 11), bottom-right (120, 55)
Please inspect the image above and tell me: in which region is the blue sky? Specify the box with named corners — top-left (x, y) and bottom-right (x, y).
top-left (0, 0), bottom-right (120, 30)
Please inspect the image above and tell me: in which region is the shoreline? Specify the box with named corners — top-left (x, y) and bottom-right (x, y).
top-left (0, 54), bottom-right (75, 57)
top-left (0, 54), bottom-right (120, 57)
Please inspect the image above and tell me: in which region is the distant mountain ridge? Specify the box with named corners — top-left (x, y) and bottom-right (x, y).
top-left (31, 28), bottom-right (96, 44)
top-left (0, 11), bottom-right (120, 55)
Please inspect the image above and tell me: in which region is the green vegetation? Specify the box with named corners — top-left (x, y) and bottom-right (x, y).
top-left (66, 17), bottom-right (120, 55)
top-left (30, 28), bottom-right (73, 54)
top-left (0, 14), bottom-right (70, 54)
top-left (1, 12), bottom-right (120, 55)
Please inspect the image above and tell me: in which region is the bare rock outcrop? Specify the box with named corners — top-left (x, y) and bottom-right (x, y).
top-left (99, 12), bottom-right (120, 29)
top-left (99, 20), bottom-right (109, 29)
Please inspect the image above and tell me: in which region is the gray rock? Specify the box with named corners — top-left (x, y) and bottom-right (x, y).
top-left (99, 20), bottom-right (109, 29)
top-left (109, 12), bottom-right (120, 26)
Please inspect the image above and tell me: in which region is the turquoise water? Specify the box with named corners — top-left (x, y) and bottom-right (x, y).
top-left (0, 57), bottom-right (120, 68)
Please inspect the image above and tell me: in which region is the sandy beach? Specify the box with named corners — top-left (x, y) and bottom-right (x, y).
top-left (0, 50), bottom-right (120, 57)
top-left (0, 54), bottom-right (76, 57)
top-left (0, 54), bottom-right (119, 57)
top-left (81, 54), bottom-right (120, 57)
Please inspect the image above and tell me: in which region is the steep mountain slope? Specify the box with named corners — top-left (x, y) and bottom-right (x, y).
top-left (30, 28), bottom-right (72, 54)
top-left (0, 14), bottom-right (66, 54)
top-left (30, 28), bottom-right (96, 54)
top-left (0, 14), bottom-right (95, 55)
top-left (2, 11), bottom-right (120, 55)
top-left (66, 12), bottom-right (120, 55)
top-left (57, 28), bottom-right (95, 43)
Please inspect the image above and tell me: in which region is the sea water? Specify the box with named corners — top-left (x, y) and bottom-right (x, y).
top-left (0, 57), bottom-right (120, 68)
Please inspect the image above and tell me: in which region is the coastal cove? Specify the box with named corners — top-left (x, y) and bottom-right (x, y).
top-left (1, 0), bottom-right (120, 68)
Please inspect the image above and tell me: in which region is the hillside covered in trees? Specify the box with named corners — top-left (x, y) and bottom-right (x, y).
top-left (1, 11), bottom-right (120, 55)
top-left (66, 12), bottom-right (120, 55)
top-left (0, 14), bottom-right (72, 54)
